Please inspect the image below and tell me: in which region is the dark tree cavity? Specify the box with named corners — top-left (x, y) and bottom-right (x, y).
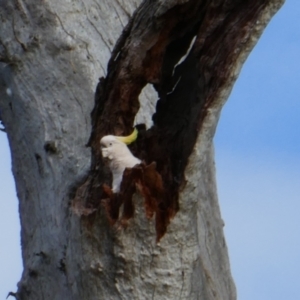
top-left (75, 0), bottom-right (276, 239)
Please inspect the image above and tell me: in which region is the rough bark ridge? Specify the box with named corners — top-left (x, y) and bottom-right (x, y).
top-left (0, 0), bottom-right (284, 299)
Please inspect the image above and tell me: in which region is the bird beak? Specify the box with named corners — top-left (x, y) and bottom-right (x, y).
top-left (115, 128), bottom-right (138, 145)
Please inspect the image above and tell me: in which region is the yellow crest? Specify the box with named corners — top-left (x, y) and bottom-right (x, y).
top-left (115, 128), bottom-right (138, 145)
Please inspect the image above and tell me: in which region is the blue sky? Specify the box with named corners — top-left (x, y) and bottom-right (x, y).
top-left (0, 1), bottom-right (299, 299)
top-left (215, 1), bottom-right (300, 299)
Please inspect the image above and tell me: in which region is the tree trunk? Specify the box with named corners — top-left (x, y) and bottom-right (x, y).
top-left (0, 0), bottom-right (284, 299)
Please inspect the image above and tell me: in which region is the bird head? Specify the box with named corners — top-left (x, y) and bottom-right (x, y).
top-left (100, 128), bottom-right (138, 160)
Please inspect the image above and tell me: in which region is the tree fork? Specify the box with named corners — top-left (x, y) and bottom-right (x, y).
top-left (75, 0), bottom-right (284, 240)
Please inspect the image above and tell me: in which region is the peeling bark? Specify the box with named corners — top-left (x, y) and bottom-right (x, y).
top-left (0, 0), bottom-right (284, 299)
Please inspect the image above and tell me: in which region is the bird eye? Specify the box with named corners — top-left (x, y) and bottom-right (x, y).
top-left (109, 143), bottom-right (112, 146)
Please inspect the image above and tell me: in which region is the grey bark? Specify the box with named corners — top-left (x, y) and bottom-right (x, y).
top-left (0, 0), bottom-right (284, 299)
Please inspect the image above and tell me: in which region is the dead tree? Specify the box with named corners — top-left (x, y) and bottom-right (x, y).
top-left (0, 0), bottom-right (284, 299)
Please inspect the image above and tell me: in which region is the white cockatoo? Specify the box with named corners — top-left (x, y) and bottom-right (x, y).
top-left (100, 128), bottom-right (141, 193)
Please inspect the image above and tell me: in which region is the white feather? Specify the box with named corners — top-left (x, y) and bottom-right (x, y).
top-left (100, 135), bottom-right (141, 193)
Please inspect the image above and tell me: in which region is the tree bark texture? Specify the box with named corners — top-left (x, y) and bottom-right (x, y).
top-left (0, 0), bottom-right (284, 299)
